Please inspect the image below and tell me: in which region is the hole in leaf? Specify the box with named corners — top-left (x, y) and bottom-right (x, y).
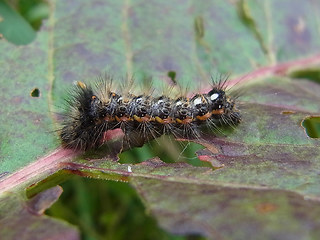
top-left (289, 69), bottom-right (320, 84)
top-left (168, 71), bottom-right (177, 84)
top-left (43, 175), bottom-right (204, 240)
top-left (302, 116), bottom-right (320, 138)
top-left (119, 135), bottom-right (211, 168)
top-left (0, 0), bottom-right (49, 45)
top-left (30, 88), bottom-right (40, 97)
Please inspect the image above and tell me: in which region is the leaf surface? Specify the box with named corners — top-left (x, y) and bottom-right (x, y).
top-left (0, 186), bottom-right (79, 240)
top-left (0, 0), bottom-right (320, 239)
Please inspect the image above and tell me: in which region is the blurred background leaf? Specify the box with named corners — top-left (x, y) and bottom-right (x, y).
top-left (0, 0), bottom-right (49, 44)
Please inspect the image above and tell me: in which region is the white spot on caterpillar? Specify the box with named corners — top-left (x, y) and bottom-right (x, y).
top-left (176, 101), bottom-right (182, 106)
top-left (128, 166), bottom-right (132, 172)
top-left (210, 93), bottom-right (219, 101)
top-left (194, 97), bottom-right (202, 106)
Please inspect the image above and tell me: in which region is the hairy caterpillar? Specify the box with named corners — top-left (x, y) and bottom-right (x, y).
top-left (59, 75), bottom-right (241, 151)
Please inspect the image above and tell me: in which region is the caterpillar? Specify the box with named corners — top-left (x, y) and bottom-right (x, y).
top-left (59, 75), bottom-right (241, 151)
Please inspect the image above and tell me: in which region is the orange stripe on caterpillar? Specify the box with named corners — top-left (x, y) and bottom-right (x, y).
top-left (133, 115), bottom-right (154, 122)
top-left (115, 116), bottom-right (133, 122)
top-left (176, 117), bottom-right (194, 124)
top-left (155, 116), bottom-right (175, 124)
top-left (196, 112), bottom-right (212, 121)
top-left (212, 109), bottom-right (224, 115)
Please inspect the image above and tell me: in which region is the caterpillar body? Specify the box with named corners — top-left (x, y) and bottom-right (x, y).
top-left (59, 76), bottom-right (241, 151)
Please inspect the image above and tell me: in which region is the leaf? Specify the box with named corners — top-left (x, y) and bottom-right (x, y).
top-left (1, 0), bottom-right (320, 239)
top-left (0, 1), bottom-right (36, 45)
top-left (132, 177), bottom-right (320, 239)
top-left (0, 186), bottom-right (80, 240)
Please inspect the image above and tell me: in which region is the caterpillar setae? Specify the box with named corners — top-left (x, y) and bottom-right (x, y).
top-left (59, 75), bottom-right (241, 151)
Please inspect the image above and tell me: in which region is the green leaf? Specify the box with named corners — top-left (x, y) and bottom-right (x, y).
top-left (0, 186), bottom-right (79, 239)
top-left (1, 0), bottom-right (320, 239)
top-left (0, 0), bottom-right (36, 45)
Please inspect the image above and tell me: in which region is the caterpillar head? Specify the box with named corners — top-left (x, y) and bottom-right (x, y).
top-left (207, 88), bottom-right (227, 113)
